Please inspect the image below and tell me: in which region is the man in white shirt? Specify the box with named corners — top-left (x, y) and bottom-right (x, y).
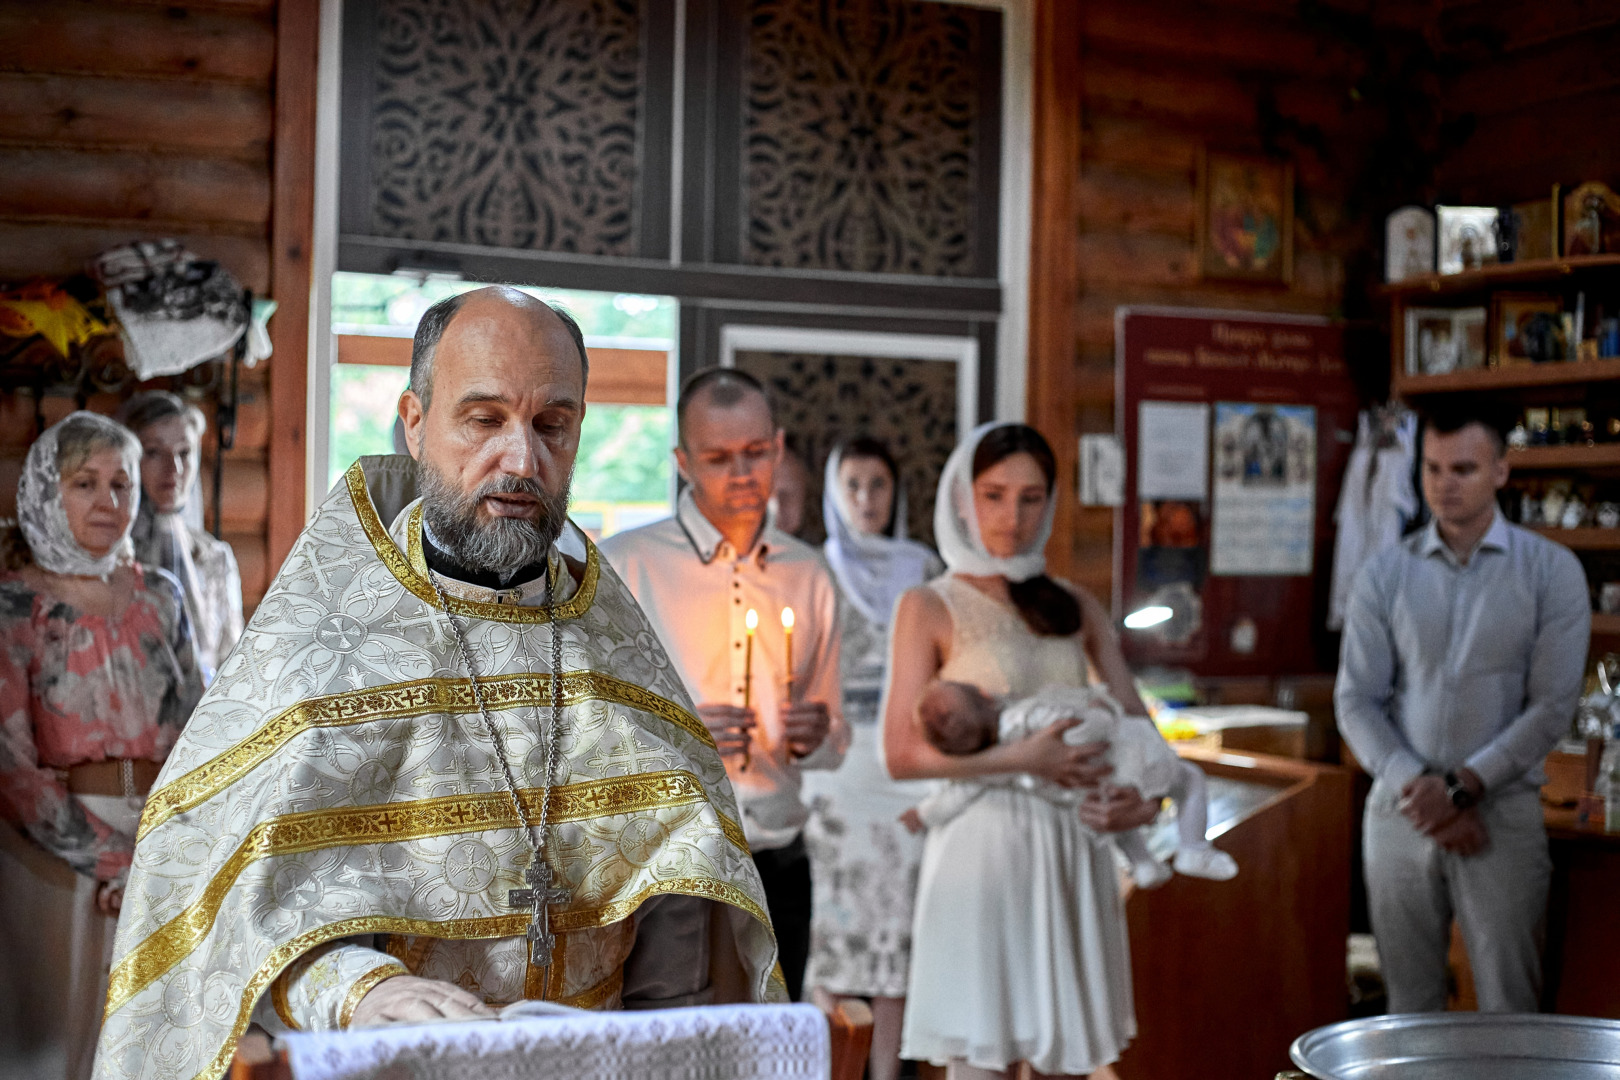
top-left (1337, 405), bottom-right (1588, 1011)
top-left (601, 368), bottom-right (848, 1001)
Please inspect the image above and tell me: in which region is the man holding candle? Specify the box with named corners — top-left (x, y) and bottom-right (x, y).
top-left (601, 367), bottom-right (848, 1001)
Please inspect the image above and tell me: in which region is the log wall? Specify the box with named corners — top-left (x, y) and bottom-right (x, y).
top-left (0, 0), bottom-right (284, 608)
top-left (1435, 0), bottom-right (1620, 206)
top-left (6, 0), bottom-right (1614, 615)
top-left (1029, 0), bottom-right (1383, 602)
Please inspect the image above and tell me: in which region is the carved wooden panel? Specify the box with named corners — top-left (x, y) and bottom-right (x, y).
top-left (743, 0), bottom-right (988, 277)
top-left (734, 349), bottom-right (958, 545)
top-left (367, 0), bottom-right (642, 254)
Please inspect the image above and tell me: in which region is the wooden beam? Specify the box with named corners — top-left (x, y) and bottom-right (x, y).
top-left (0, 1), bottom-right (276, 84)
top-left (267, 0), bottom-right (319, 572)
top-left (1026, 0), bottom-right (1084, 584)
top-left (582, 347), bottom-right (669, 405)
top-left (1080, 0), bottom-right (1362, 81)
top-left (335, 334), bottom-right (411, 367)
top-left (0, 220), bottom-right (270, 292)
top-left (0, 73), bottom-right (272, 159)
top-left (0, 147), bottom-right (270, 226)
top-left (334, 334), bottom-right (671, 405)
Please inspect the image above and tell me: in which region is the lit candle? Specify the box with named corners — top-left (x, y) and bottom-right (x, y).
top-left (781, 607), bottom-right (796, 700)
top-left (743, 608), bottom-right (758, 709)
top-left (742, 609), bottom-right (758, 771)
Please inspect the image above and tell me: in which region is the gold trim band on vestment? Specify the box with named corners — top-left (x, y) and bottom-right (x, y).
top-left (108, 770), bottom-right (730, 1018)
top-left (188, 874), bottom-right (775, 1080)
top-left (338, 963), bottom-right (409, 1029)
top-left (383, 933), bottom-right (434, 973)
top-left (345, 461), bottom-right (602, 625)
top-left (719, 815), bottom-right (750, 856)
top-left (558, 967), bottom-right (624, 1011)
top-left (138, 669), bottom-right (717, 840)
top-left (269, 967), bottom-right (299, 1031)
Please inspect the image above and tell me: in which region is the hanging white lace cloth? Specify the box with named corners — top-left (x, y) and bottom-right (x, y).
top-left (1328, 408), bottom-right (1418, 630)
top-left (280, 1004), bottom-right (830, 1080)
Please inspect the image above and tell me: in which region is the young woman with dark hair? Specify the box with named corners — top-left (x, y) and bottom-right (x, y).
top-left (882, 422), bottom-right (1159, 1079)
top-left (969, 424), bottom-right (1083, 636)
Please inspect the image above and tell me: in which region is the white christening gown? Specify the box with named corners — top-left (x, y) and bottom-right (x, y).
top-left (900, 577), bottom-right (1136, 1075)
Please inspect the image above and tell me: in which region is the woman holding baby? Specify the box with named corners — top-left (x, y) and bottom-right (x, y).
top-left (884, 422), bottom-right (1159, 1079)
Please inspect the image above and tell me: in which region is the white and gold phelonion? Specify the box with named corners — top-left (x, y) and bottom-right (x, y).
top-left (428, 569), bottom-right (569, 970)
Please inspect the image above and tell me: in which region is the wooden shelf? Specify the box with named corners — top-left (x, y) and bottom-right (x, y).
top-left (1507, 445), bottom-right (1620, 470)
top-left (1381, 254), bottom-right (1620, 298)
top-left (1396, 357), bottom-right (1620, 396)
top-left (1531, 527), bottom-right (1620, 550)
top-left (1593, 614), bottom-right (1620, 637)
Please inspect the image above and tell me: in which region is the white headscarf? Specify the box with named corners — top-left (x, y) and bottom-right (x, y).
top-left (822, 445), bottom-right (938, 627)
top-left (18, 411), bottom-right (141, 579)
top-left (932, 421), bottom-right (1055, 582)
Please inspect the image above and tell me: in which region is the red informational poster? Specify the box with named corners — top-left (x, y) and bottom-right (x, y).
top-left (1115, 307), bottom-right (1358, 676)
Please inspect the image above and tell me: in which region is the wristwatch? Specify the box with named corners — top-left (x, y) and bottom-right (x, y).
top-left (1443, 771), bottom-right (1477, 810)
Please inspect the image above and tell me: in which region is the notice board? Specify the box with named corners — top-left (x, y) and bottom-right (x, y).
top-left (1115, 307), bottom-right (1357, 676)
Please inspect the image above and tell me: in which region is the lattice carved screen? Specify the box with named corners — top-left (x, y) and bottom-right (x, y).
top-left (339, 0), bottom-right (1003, 356)
top-left (364, 0), bottom-right (645, 255)
top-left (734, 349), bottom-right (958, 546)
top-left (742, 0), bottom-right (994, 277)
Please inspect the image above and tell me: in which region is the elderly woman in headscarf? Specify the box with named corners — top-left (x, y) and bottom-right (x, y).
top-left (0, 412), bottom-right (203, 1080)
top-left (801, 437), bottom-right (942, 1080)
top-left (116, 390), bottom-right (243, 682)
top-left (883, 422), bottom-right (1159, 1080)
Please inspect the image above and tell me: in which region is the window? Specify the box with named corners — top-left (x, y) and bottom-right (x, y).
top-left (328, 273), bottom-right (675, 539)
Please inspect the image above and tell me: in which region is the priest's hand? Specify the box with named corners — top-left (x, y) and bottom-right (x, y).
top-left (349, 975), bottom-right (495, 1027)
top-left (696, 704), bottom-right (756, 758)
top-left (783, 701), bottom-right (830, 758)
top-left (1001, 717), bottom-right (1113, 789)
top-left (1078, 784), bottom-right (1159, 833)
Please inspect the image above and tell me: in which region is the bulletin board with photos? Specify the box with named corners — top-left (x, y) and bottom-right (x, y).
top-left (1116, 308), bottom-right (1356, 677)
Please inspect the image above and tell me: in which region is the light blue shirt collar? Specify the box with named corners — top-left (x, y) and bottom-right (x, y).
top-left (1418, 507), bottom-right (1509, 566)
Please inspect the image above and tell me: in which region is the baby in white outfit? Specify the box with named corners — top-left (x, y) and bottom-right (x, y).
top-left (908, 681), bottom-right (1238, 886)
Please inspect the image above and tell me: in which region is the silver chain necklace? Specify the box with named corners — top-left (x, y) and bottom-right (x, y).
top-left (429, 568), bottom-right (571, 970)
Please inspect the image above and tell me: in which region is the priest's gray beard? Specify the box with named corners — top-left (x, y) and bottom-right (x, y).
top-left (418, 458), bottom-right (571, 577)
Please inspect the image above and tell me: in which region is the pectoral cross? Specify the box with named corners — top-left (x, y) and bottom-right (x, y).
top-left (508, 859), bottom-right (570, 967)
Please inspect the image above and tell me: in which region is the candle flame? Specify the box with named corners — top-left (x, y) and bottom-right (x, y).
top-left (745, 608), bottom-right (759, 632)
top-left (781, 607), bottom-right (795, 630)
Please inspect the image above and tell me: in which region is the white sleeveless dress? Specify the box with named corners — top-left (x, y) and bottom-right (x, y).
top-left (900, 577), bottom-right (1135, 1075)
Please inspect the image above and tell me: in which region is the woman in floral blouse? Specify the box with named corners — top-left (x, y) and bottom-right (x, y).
top-left (0, 411), bottom-right (202, 1080)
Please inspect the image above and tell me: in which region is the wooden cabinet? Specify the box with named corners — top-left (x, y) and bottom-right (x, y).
top-left (1116, 747), bottom-right (1352, 1080)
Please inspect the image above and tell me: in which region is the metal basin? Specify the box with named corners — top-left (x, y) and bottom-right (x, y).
top-left (1290, 1013), bottom-right (1620, 1079)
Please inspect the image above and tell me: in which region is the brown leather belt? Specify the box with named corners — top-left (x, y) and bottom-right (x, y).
top-left (58, 759), bottom-right (162, 798)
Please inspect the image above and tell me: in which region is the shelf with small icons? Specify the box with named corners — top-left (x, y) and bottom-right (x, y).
top-left (1381, 254), bottom-right (1620, 298)
top-left (1507, 445), bottom-right (1620, 469)
top-left (1530, 527), bottom-right (1620, 550)
top-left (1396, 357), bottom-right (1620, 396)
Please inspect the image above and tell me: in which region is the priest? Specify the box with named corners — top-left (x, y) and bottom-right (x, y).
top-left (94, 287), bottom-right (782, 1080)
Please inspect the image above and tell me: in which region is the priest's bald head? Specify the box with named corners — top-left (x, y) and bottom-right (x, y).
top-left (398, 285), bottom-right (588, 577)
